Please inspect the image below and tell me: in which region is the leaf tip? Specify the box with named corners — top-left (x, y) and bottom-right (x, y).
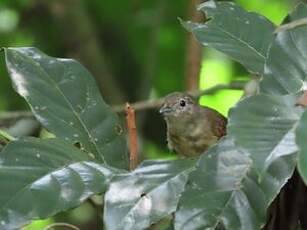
top-left (197, 0), bottom-right (216, 12)
top-left (179, 18), bottom-right (201, 33)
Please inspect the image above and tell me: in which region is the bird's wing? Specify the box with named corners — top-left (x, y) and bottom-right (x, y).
top-left (203, 107), bottom-right (227, 139)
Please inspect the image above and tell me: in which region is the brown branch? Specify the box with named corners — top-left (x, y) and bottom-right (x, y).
top-left (275, 17), bottom-right (307, 34)
top-left (113, 81), bottom-right (245, 112)
top-left (0, 111), bottom-right (33, 120)
top-left (0, 82), bottom-right (245, 120)
top-left (125, 103), bottom-right (138, 171)
top-left (185, 0), bottom-right (204, 91)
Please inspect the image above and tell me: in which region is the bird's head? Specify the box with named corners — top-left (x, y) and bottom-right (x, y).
top-left (159, 92), bottom-right (196, 118)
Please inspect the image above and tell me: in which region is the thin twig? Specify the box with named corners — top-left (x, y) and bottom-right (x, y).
top-left (0, 82), bottom-right (245, 119)
top-left (125, 103), bottom-right (138, 171)
top-left (0, 129), bottom-right (16, 142)
top-left (113, 81), bottom-right (245, 112)
top-left (43, 222), bottom-right (80, 230)
top-left (0, 111), bottom-right (33, 120)
top-left (275, 17), bottom-right (307, 33)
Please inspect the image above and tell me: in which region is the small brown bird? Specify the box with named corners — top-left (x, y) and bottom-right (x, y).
top-left (159, 92), bottom-right (227, 157)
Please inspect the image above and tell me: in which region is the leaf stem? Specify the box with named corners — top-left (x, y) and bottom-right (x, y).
top-left (275, 17), bottom-right (307, 33)
top-left (0, 129), bottom-right (16, 142)
top-left (113, 81), bottom-right (245, 112)
top-left (0, 82), bottom-right (246, 119)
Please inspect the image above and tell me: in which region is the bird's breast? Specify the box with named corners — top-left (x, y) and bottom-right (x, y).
top-left (167, 123), bottom-right (218, 157)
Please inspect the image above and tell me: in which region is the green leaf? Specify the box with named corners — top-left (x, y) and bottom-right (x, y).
top-left (4, 47), bottom-right (128, 169)
top-left (228, 94), bottom-right (301, 175)
top-left (182, 0), bottom-right (275, 75)
top-left (104, 159), bottom-right (196, 230)
top-left (175, 137), bottom-right (296, 230)
top-left (296, 109), bottom-right (307, 184)
top-left (0, 137), bottom-right (119, 230)
top-left (260, 3), bottom-right (307, 94)
top-left (0, 129), bottom-right (15, 141)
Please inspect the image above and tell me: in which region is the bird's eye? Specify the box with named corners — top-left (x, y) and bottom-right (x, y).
top-left (179, 99), bottom-right (186, 107)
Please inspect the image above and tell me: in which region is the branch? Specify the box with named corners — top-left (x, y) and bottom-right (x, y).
top-left (0, 129), bottom-right (16, 142)
top-left (125, 103), bottom-right (138, 171)
top-left (0, 81), bottom-right (245, 119)
top-left (0, 111), bottom-right (33, 120)
top-left (113, 81), bottom-right (245, 112)
top-left (275, 17), bottom-right (307, 34)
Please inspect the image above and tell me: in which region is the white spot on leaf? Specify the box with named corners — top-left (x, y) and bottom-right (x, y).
top-left (7, 65), bottom-right (29, 97)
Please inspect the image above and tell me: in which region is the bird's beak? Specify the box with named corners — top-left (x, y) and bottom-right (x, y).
top-left (159, 105), bottom-right (173, 115)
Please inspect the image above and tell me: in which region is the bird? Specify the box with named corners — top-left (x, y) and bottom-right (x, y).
top-left (159, 92), bottom-right (227, 157)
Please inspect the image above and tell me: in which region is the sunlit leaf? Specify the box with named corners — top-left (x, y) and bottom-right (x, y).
top-left (182, 0), bottom-right (275, 75)
top-left (228, 94), bottom-right (301, 175)
top-left (104, 159), bottom-right (196, 230)
top-left (0, 138), bottom-right (120, 230)
top-left (175, 137), bottom-right (296, 230)
top-left (4, 47), bottom-right (128, 169)
top-left (260, 3), bottom-right (307, 94)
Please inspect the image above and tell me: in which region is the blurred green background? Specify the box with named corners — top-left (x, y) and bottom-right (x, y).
top-left (0, 0), bottom-right (295, 229)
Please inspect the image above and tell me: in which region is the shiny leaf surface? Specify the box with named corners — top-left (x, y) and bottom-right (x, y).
top-left (175, 138), bottom-right (296, 230)
top-left (260, 3), bottom-right (307, 94)
top-left (0, 138), bottom-right (119, 230)
top-left (104, 159), bottom-right (196, 230)
top-left (4, 47), bottom-right (128, 169)
top-left (296, 109), bottom-right (307, 184)
top-left (183, 0), bottom-right (275, 75)
top-left (228, 94), bottom-right (301, 175)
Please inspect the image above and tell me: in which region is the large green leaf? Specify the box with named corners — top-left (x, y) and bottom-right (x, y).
top-left (228, 94), bottom-right (301, 175)
top-left (4, 47), bottom-right (128, 169)
top-left (0, 138), bottom-right (119, 230)
top-left (296, 109), bottom-right (307, 184)
top-left (183, 0), bottom-right (275, 75)
top-left (260, 3), bottom-right (307, 94)
top-left (175, 137), bottom-right (296, 230)
top-left (104, 159), bottom-right (196, 230)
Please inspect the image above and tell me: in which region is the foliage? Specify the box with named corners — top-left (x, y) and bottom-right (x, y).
top-left (175, 138), bottom-right (296, 229)
top-left (0, 138), bottom-right (120, 229)
top-left (5, 47), bottom-right (128, 169)
top-left (182, 1), bottom-right (275, 75)
top-left (1, 0), bottom-right (307, 229)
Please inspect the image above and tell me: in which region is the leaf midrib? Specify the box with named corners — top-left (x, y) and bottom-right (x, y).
top-left (116, 168), bottom-right (193, 229)
top-left (215, 25), bottom-right (265, 60)
top-left (178, 159), bottom-right (252, 230)
top-left (0, 160), bottom-right (95, 214)
top-left (11, 49), bottom-right (105, 163)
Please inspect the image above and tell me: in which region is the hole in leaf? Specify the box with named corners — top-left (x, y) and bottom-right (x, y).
top-left (74, 142), bottom-right (81, 148)
top-left (115, 124), bottom-right (123, 135)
